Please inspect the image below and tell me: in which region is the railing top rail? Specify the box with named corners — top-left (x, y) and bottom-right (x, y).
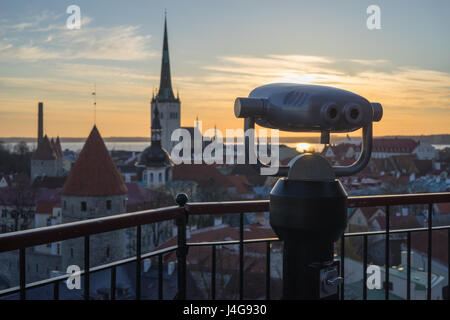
top-left (185, 192), bottom-right (450, 214)
top-left (0, 206), bottom-right (183, 253)
top-left (0, 192), bottom-right (449, 253)
top-left (347, 192), bottom-right (450, 208)
top-left (186, 200), bottom-right (269, 215)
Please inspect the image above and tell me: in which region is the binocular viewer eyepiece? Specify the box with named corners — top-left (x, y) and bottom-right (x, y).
top-left (235, 83), bottom-right (382, 133)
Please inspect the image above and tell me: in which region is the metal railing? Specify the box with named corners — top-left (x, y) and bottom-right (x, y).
top-left (0, 192), bottom-right (449, 300)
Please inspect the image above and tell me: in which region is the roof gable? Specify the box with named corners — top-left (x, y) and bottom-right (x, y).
top-left (32, 135), bottom-right (57, 160)
top-left (61, 126), bottom-right (128, 196)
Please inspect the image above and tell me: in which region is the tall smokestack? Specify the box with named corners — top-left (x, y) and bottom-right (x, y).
top-left (38, 102), bottom-right (43, 143)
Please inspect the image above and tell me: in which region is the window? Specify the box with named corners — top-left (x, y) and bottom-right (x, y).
top-left (170, 112), bottom-right (178, 119)
top-left (57, 244), bottom-right (60, 255)
top-left (70, 248), bottom-right (74, 258)
top-left (383, 281), bottom-right (393, 291)
top-left (150, 173), bottom-right (154, 182)
top-left (1, 209), bottom-right (7, 217)
top-left (106, 246), bottom-right (110, 258)
top-left (81, 201), bottom-right (87, 212)
top-left (1, 225), bottom-right (6, 233)
top-left (106, 200), bottom-right (112, 210)
top-left (63, 201), bottom-right (67, 210)
top-left (159, 173), bottom-right (162, 182)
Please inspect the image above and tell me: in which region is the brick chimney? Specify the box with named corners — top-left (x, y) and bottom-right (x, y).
top-left (38, 102), bottom-right (43, 143)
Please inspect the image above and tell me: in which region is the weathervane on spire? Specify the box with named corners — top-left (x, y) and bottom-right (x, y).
top-left (92, 83), bottom-right (97, 125)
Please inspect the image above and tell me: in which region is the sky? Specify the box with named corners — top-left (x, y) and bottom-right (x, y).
top-left (0, 0), bottom-right (449, 138)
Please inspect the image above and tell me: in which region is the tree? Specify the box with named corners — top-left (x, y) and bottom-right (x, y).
top-left (2, 181), bottom-right (36, 232)
top-left (0, 141), bottom-right (32, 176)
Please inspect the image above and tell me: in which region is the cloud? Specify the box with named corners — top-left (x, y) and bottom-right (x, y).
top-left (201, 54), bottom-right (450, 111)
top-left (1, 10), bottom-right (63, 31)
top-left (0, 25), bottom-right (153, 61)
top-left (349, 59), bottom-right (389, 66)
top-left (0, 11), bottom-right (153, 62)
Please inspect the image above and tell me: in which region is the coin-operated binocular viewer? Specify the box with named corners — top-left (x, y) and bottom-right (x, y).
top-left (235, 83), bottom-right (383, 299)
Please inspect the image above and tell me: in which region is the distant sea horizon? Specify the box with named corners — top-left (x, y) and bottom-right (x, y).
top-left (1, 139), bottom-right (449, 153)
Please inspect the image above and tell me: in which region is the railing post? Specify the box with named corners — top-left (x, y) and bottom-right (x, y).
top-left (427, 203), bottom-right (433, 300)
top-left (340, 235), bottom-right (345, 300)
top-left (84, 235), bottom-right (90, 300)
top-left (239, 212), bottom-right (244, 300)
top-left (19, 248), bottom-right (26, 300)
top-left (385, 205), bottom-right (390, 300)
top-left (363, 234), bottom-right (368, 300)
top-left (136, 225), bottom-right (142, 300)
top-left (407, 231), bottom-right (411, 300)
top-left (158, 254), bottom-right (164, 300)
top-left (175, 193), bottom-right (188, 300)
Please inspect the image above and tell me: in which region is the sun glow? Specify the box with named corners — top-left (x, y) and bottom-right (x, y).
top-left (296, 143), bottom-right (311, 153)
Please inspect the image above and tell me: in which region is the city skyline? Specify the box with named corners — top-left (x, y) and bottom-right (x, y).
top-left (0, 0), bottom-right (449, 138)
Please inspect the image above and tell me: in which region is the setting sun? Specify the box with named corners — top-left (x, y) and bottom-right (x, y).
top-left (296, 143), bottom-right (311, 152)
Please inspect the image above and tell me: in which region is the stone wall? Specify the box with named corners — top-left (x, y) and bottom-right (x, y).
top-left (61, 194), bottom-right (127, 269)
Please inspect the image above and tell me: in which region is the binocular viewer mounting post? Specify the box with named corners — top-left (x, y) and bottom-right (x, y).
top-left (235, 83), bottom-right (383, 177)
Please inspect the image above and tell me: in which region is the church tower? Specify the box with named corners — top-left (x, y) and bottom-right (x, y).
top-left (61, 126), bottom-right (128, 269)
top-left (151, 15), bottom-right (180, 154)
top-left (136, 103), bottom-right (172, 188)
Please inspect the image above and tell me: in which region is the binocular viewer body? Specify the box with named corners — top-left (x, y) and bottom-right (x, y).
top-left (235, 83), bottom-right (382, 133)
top-left (234, 83), bottom-right (383, 177)
top-left (233, 83), bottom-right (384, 299)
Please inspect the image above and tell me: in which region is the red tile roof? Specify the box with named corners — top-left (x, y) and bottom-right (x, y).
top-left (373, 215), bottom-right (421, 229)
top-left (61, 126), bottom-right (128, 196)
top-left (172, 164), bottom-right (230, 186)
top-left (372, 138), bottom-right (418, 153)
top-left (156, 223), bottom-right (278, 269)
top-left (172, 164), bottom-right (252, 193)
top-left (35, 202), bottom-right (59, 214)
top-left (412, 230), bottom-right (448, 264)
top-left (322, 143), bottom-right (356, 159)
top-left (226, 175), bottom-right (251, 194)
top-left (436, 202), bottom-right (450, 215)
top-left (32, 135), bottom-right (57, 160)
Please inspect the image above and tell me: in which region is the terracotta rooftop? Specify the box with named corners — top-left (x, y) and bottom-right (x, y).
top-left (436, 202), bottom-right (450, 215)
top-left (172, 163), bottom-right (230, 186)
top-left (61, 126), bottom-right (128, 196)
top-left (35, 202), bottom-right (59, 214)
top-left (372, 138), bottom-right (419, 153)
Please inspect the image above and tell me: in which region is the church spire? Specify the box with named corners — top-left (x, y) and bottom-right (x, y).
top-left (156, 15), bottom-right (176, 102)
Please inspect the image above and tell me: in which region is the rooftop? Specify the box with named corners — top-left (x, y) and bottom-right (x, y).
top-left (61, 126), bottom-right (128, 196)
